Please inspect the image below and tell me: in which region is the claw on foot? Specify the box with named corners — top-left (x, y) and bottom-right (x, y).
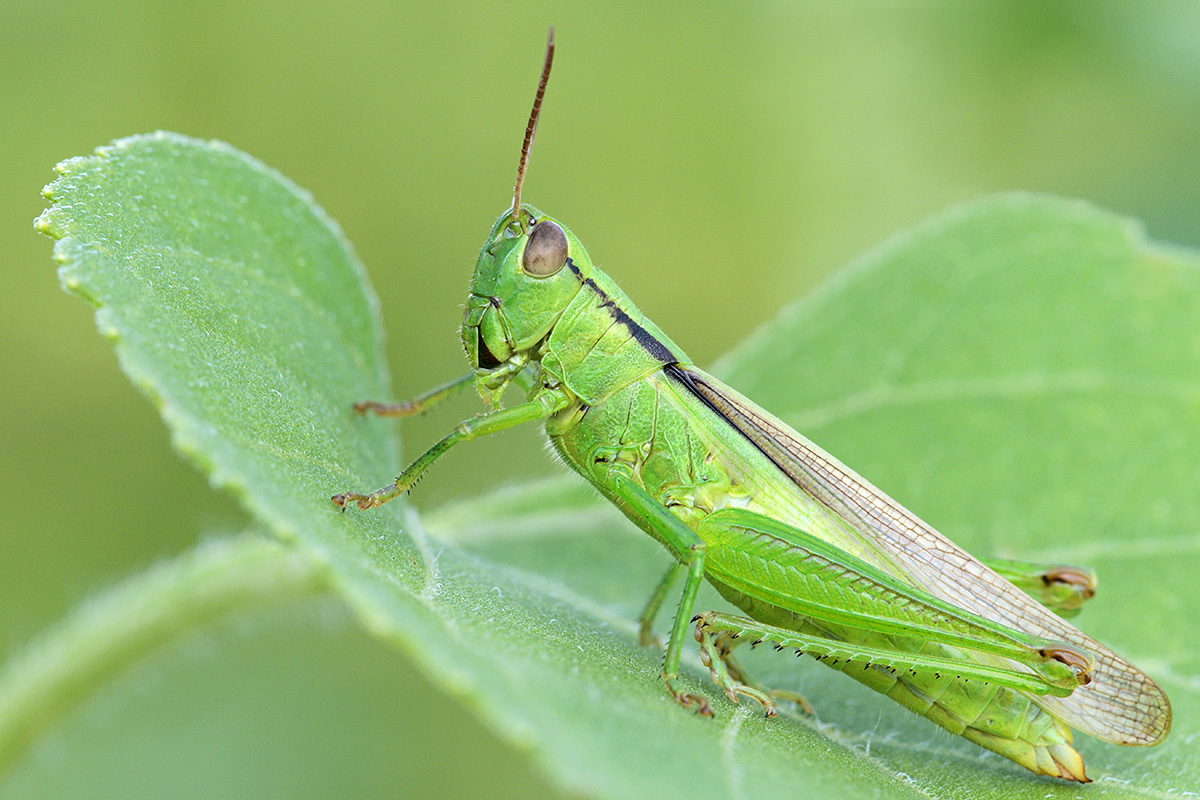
top-left (331, 492), bottom-right (375, 510)
top-left (666, 675), bottom-right (713, 717)
top-left (722, 684), bottom-right (777, 717)
top-left (770, 689), bottom-right (815, 716)
top-left (675, 691), bottom-right (713, 717)
top-left (353, 399), bottom-right (419, 417)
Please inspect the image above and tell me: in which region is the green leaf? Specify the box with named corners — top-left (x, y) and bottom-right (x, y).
top-left (0, 535), bottom-right (326, 776)
top-left (25, 134), bottom-right (1199, 797)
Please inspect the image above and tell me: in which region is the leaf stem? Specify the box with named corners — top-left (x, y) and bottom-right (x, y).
top-left (0, 535), bottom-right (327, 776)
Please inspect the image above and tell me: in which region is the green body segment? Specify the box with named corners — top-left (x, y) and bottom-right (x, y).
top-left (542, 340), bottom-right (1081, 775)
top-left (335, 205), bottom-right (1170, 782)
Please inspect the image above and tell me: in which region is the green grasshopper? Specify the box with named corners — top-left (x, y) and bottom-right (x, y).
top-left (333, 31), bottom-right (1171, 781)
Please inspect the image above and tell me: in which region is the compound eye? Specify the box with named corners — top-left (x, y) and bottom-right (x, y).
top-left (522, 220), bottom-right (568, 276)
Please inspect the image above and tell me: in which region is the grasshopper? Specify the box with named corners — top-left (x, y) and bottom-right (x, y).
top-left (333, 30), bottom-right (1171, 781)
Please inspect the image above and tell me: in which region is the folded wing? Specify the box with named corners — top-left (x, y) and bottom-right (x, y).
top-left (667, 364), bottom-right (1171, 745)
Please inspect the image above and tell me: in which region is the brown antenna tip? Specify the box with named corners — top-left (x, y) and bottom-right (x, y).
top-left (511, 27), bottom-right (556, 224)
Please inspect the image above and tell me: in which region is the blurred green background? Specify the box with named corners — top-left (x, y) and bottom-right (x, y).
top-left (4, 2), bottom-right (1200, 797)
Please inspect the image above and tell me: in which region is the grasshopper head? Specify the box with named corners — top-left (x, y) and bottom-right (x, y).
top-left (463, 29), bottom-right (583, 405)
top-left (461, 204), bottom-right (590, 400)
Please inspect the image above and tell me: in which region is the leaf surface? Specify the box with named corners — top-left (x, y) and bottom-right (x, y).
top-left (34, 135), bottom-right (1200, 797)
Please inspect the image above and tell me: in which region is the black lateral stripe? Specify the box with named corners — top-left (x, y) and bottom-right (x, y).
top-left (582, 277), bottom-right (677, 365)
top-left (666, 364), bottom-right (732, 424)
top-left (566, 256), bottom-right (583, 280)
top-left (665, 364), bottom-right (793, 478)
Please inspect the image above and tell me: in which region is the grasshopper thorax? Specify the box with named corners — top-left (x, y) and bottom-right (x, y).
top-left (461, 203), bottom-right (593, 402)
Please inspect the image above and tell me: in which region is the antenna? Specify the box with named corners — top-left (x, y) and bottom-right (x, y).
top-left (511, 27), bottom-right (556, 224)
